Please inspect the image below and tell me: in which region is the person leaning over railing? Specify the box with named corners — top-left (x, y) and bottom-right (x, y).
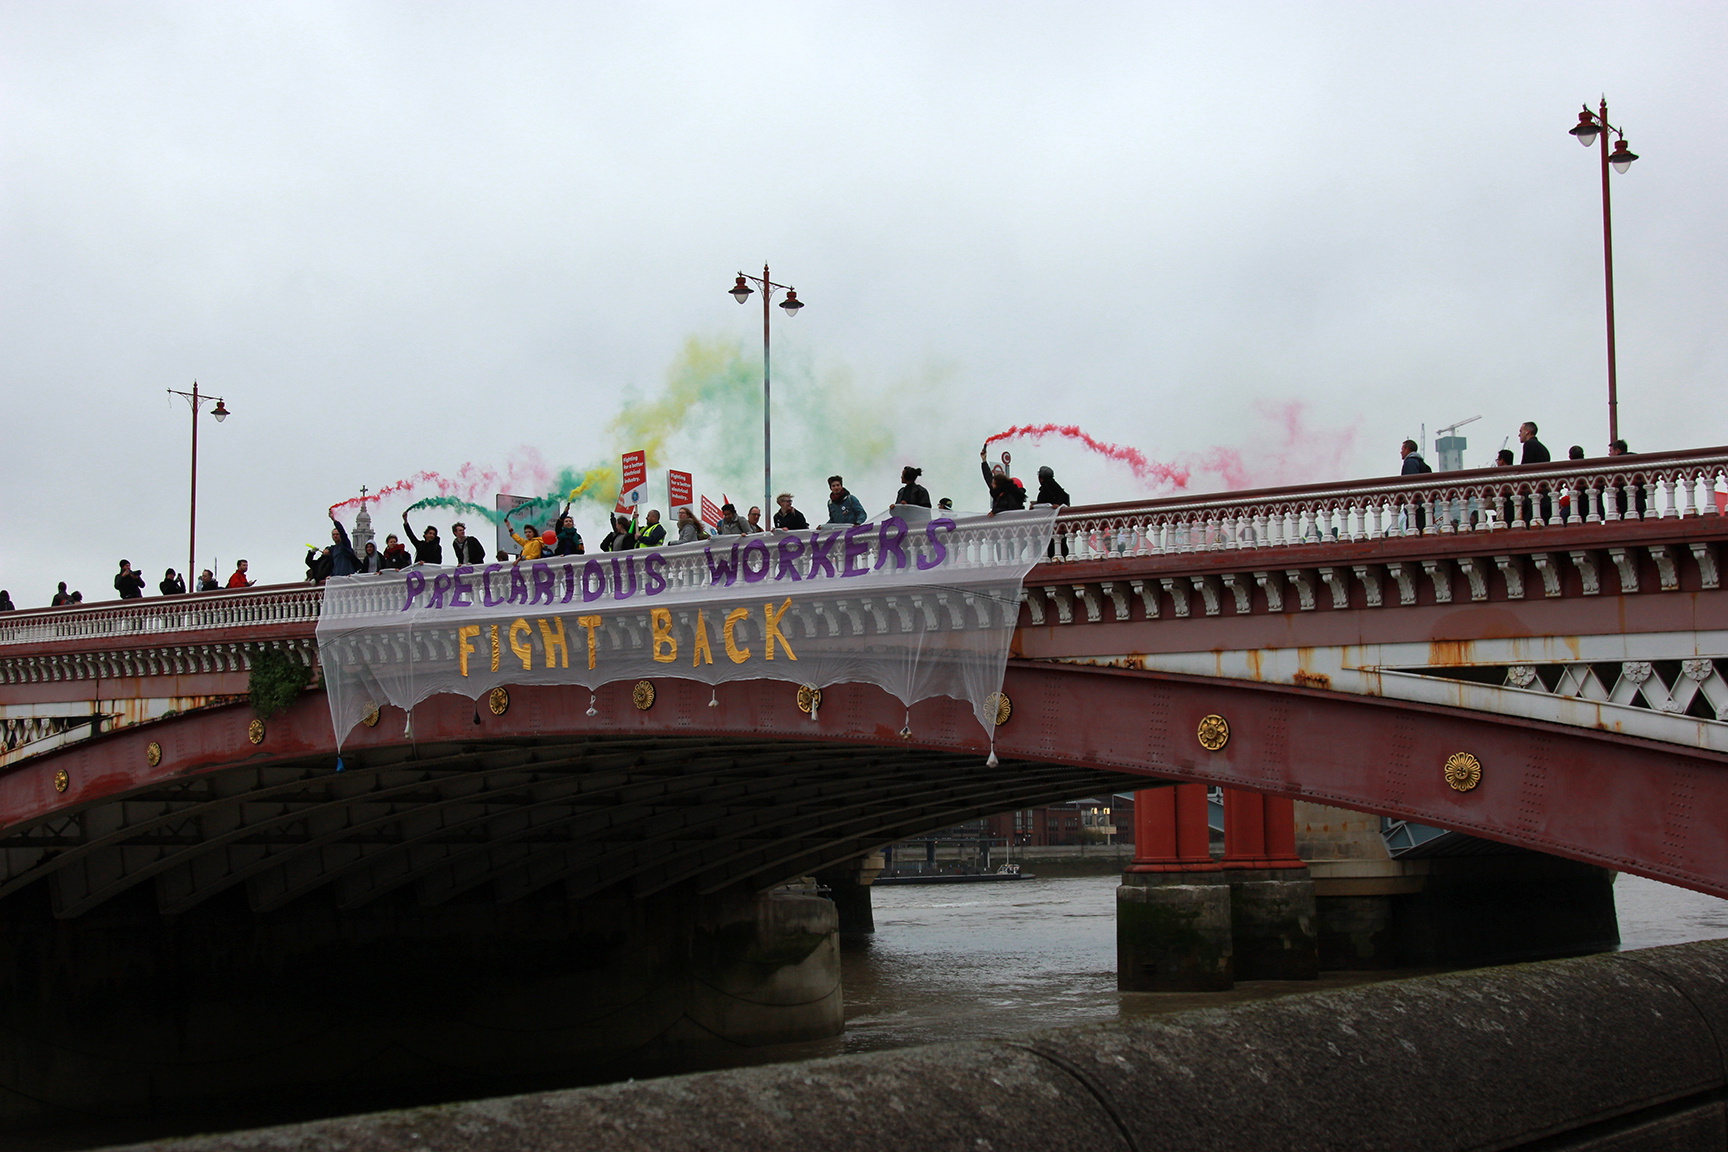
top-left (1036, 465), bottom-right (1071, 557)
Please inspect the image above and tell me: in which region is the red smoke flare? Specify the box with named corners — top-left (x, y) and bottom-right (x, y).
top-left (984, 424), bottom-right (1192, 490)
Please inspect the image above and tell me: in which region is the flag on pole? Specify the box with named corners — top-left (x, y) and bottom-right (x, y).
top-left (699, 495), bottom-right (723, 529)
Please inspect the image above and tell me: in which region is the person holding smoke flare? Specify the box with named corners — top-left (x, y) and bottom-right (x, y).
top-left (508, 519), bottom-right (547, 560)
top-left (979, 448), bottom-right (1026, 516)
top-left (402, 513), bottom-right (443, 565)
top-left (553, 504), bottom-right (585, 555)
top-left (315, 515), bottom-right (363, 578)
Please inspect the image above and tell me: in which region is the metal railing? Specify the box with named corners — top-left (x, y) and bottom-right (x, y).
top-left (0, 586), bottom-right (323, 649)
top-left (5, 448), bottom-right (1724, 649)
top-left (1044, 446), bottom-right (1728, 563)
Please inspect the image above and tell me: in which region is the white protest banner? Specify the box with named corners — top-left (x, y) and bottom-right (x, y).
top-left (317, 509), bottom-right (1058, 750)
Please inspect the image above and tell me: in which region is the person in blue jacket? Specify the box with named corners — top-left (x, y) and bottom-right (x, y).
top-left (826, 476), bottom-right (867, 525)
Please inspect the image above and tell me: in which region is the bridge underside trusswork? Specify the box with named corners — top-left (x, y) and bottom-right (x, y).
top-left (0, 680), bottom-right (1146, 921)
top-left (6, 652), bottom-right (1728, 919)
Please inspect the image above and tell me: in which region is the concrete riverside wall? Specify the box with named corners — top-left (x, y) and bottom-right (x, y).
top-left (114, 939), bottom-right (1728, 1152)
top-left (0, 884), bottom-right (840, 1126)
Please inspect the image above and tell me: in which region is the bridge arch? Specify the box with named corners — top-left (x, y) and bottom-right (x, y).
top-left (5, 660), bottom-right (1726, 918)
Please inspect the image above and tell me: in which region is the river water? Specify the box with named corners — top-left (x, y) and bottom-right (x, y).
top-left (26, 872), bottom-right (1728, 1151)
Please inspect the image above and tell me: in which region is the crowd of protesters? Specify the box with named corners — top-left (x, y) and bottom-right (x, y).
top-left (5, 420), bottom-right (1666, 611)
top-left (3, 455), bottom-right (1082, 608)
top-left (285, 457), bottom-right (1074, 587)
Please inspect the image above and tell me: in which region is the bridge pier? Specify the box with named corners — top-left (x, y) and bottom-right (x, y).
top-left (1221, 791), bottom-right (1319, 981)
top-left (1118, 783), bottom-right (1232, 991)
top-left (815, 851), bottom-right (884, 941)
top-left (1120, 786), bottom-right (1322, 990)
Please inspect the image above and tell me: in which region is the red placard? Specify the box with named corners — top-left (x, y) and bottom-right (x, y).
top-left (699, 495), bottom-right (722, 528)
top-left (618, 451), bottom-right (649, 511)
top-left (668, 469), bottom-right (693, 509)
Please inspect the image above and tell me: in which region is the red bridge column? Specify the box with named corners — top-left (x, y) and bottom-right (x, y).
top-left (1221, 788), bottom-right (1318, 981)
top-left (1118, 784), bottom-right (1231, 992)
top-left (1126, 783), bottom-right (1216, 873)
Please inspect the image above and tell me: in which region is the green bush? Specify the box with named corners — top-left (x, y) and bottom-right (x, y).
top-left (248, 645), bottom-right (313, 719)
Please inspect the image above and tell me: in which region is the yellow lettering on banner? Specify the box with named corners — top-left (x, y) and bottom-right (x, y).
top-left (489, 624), bottom-right (501, 672)
top-left (763, 598), bottom-right (796, 661)
top-left (723, 607), bottom-right (751, 664)
top-left (576, 615), bottom-right (602, 670)
top-left (457, 625), bottom-right (481, 677)
top-left (509, 619), bottom-right (533, 670)
top-left (651, 608), bottom-right (677, 663)
top-left (691, 610), bottom-right (714, 666)
top-left (537, 617), bottom-right (569, 668)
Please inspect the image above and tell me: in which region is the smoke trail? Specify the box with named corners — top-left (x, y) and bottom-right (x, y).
top-left (984, 402), bottom-right (1359, 496)
top-left (984, 424), bottom-right (1192, 490)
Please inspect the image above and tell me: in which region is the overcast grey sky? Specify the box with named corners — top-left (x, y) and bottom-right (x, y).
top-left (3, 2), bottom-right (1725, 605)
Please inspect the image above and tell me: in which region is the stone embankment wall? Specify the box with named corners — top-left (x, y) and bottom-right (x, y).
top-left (117, 938), bottom-right (1728, 1151)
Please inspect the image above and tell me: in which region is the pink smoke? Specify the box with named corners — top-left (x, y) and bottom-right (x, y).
top-left (985, 402), bottom-right (1360, 496)
top-left (984, 424), bottom-right (1192, 489)
top-left (327, 447), bottom-right (555, 517)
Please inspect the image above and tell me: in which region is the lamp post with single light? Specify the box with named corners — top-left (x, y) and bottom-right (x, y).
top-left (1568, 99), bottom-right (1640, 446)
top-left (165, 382), bottom-right (231, 584)
top-left (728, 266), bottom-right (804, 517)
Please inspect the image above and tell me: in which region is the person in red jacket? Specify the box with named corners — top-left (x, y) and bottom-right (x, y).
top-left (226, 559), bottom-right (255, 588)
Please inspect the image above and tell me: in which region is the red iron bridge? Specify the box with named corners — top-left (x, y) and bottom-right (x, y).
top-left (2, 445), bottom-right (1726, 914)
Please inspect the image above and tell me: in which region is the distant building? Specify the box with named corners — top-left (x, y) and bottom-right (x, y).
top-left (352, 503), bottom-right (374, 554)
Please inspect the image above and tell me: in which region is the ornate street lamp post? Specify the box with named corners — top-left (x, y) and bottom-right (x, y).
top-left (165, 382), bottom-right (231, 584)
top-left (728, 266), bottom-right (804, 517)
top-left (1568, 98), bottom-right (1640, 446)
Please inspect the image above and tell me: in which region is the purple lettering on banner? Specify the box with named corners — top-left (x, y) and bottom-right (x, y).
top-left (774, 535), bottom-right (805, 581)
top-left (400, 571), bottom-right (426, 612)
top-left (611, 556), bottom-right (638, 600)
top-left (561, 564), bottom-right (576, 604)
top-left (842, 523), bottom-right (873, 577)
top-left (581, 559), bottom-right (606, 602)
top-left (529, 562), bottom-right (556, 605)
top-left (705, 544), bottom-right (742, 586)
top-left (450, 566), bottom-right (474, 608)
top-left (806, 530), bottom-right (841, 578)
top-left (643, 552), bottom-right (668, 595)
top-left (481, 564), bottom-right (505, 607)
top-left (875, 517), bottom-right (908, 571)
top-left (740, 539), bottom-right (772, 583)
top-left (917, 518), bottom-right (956, 571)
top-left (507, 565), bottom-right (529, 605)
top-left (429, 573), bottom-right (453, 609)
